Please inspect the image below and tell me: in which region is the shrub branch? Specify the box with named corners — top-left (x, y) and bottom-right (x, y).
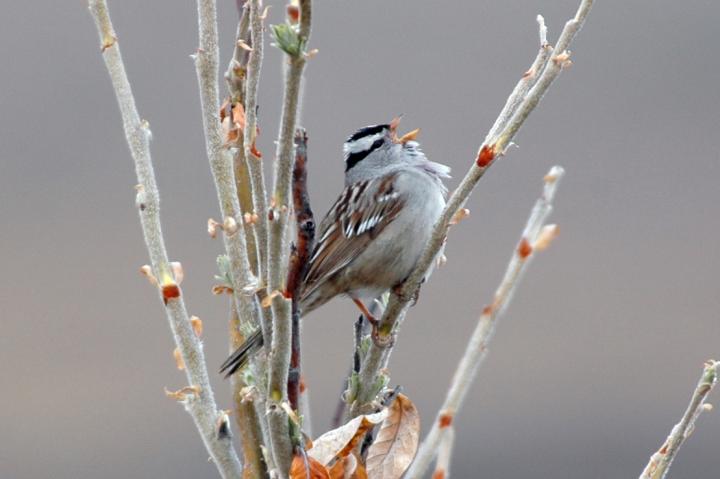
top-left (194, 0), bottom-right (261, 332)
top-left (351, 0), bottom-right (594, 418)
top-left (639, 361), bottom-right (720, 479)
top-left (265, 2), bottom-right (313, 476)
top-left (405, 166), bottom-right (565, 478)
top-left (88, 1), bottom-right (242, 477)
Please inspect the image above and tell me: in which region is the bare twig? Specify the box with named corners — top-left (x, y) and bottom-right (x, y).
top-left (222, 6), bottom-right (270, 477)
top-left (87, 2), bottom-right (242, 477)
top-left (286, 129), bottom-right (315, 411)
top-left (405, 166), bottom-right (565, 478)
top-left (639, 360), bottom-right (720, 479)
top-left (432, 427), bottom-right (455, 479)
top-left (224, 2), bottom-right (260, 278)
top-left (266, 2), bottom-right (313, 475)
top-left (352, 0), bottom-right (594, 418)
top-left (194, 0), bottom-right (261, 331)
top-left (268, 0), bottom-right (313, 292)
top-left (224, 2), bottom-right (251, 102)
top-left (229, 305), bottom-right (269, 479)
top-left (244, 0), bottom-right (271, 287)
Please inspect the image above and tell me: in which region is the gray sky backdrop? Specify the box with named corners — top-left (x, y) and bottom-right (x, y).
top-left (1, 1), bottom-right (719, 478)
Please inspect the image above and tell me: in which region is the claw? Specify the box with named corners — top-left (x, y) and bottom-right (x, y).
top-left (352, 298), bottom-right (393, 348)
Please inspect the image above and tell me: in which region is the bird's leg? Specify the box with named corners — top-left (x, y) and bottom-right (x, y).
top-left (351, 298), bottom-right (392, 347)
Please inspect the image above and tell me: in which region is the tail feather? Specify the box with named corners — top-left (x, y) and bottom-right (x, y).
top-left (220, 329), bottom-right (264, 378)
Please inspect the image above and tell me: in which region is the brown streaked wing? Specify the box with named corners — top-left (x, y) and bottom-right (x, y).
top-left (301, 172), bottom-right (405, 300)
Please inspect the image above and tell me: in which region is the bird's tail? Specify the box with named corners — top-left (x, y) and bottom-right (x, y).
top-left (220, 329), bottom-right (264, 378)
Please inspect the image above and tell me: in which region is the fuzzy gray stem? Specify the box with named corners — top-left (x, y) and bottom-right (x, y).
top-left (353, 0), bottom-right (593, 419)
top-left (432, 427), bottom-right (455, 479)
top-left (265, 2), bottom-right (312, 476)
top-left (224, 5), bottom-right (250, 102)
top-left (224, 1), bottom-right (261, 280)
top-left (88, 2), bottom-right (242, 477)
top-left (244, 0), bottom-right (270, 289)
top-left (639, 361), bottom-right (720, 479)
top-left (405, 167), bottom-right (565, 478)
top-left (194, 0), bottom-right (261, 336)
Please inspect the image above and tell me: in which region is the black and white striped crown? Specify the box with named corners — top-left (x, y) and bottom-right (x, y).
top-left (343, 124), bottom-right (390, 171)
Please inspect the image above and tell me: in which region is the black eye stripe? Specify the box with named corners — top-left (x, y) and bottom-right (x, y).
top-left (346, 124), bottom-right (389, 143)
top-left (345, 137), bottom-right (384, 171)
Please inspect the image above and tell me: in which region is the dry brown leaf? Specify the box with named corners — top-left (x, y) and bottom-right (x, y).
top-left (328, 452), bottom-right (368, 479)
top-left (290, 454), bottom-right (330, 479)
top-left (308, 409), bottom-right (388, 466)
top-left (365, 393), bottom-right (420, 479)
top-left (328, 454), bottom-right (354, 479)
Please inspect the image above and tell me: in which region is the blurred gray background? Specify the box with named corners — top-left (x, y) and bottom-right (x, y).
top-left (1, 1), bottom-right (719, 477)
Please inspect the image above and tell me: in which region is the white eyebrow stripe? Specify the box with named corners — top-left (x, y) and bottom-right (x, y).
top-left (343, 132), bottom-right (385, 155)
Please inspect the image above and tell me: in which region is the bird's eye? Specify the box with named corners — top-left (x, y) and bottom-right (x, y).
top-left (345, 137), bottom-right (384, 171)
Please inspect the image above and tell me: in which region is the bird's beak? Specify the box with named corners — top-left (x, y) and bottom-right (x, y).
top-left (398, 128), bottom-right (420, 144)
top-left (389, 116), bottom-right (420, 144)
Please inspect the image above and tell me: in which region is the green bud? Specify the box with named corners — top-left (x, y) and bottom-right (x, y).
top-left (271, 23), bottom-right (305, 57)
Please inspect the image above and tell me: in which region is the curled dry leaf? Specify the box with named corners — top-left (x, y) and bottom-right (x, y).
top-left (220, 100), bottom-right (247, 145)
top-left (365, 393), bottom-right (420, 479)
top-left (290, 454), bottom-right (330, 479)
top-left (164, 385), bottom-right (201, 402)
top-left (308, 409), bottom-right (388, 467)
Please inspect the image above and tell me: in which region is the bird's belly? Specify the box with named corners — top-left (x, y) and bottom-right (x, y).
top-left (343, 187), bottom-right (445, 296)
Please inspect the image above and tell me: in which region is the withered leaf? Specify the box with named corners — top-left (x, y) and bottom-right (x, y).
top-left (290, 454), bottom-right (330, 479)
top-left (328, 452), bottom-right (368, 479)
top-left (308, 409), bottom-right (388, 466)
top-left (365, 393), bottom-right (420, 479)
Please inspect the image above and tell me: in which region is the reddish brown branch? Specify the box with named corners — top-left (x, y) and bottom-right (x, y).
top-left (286, 128), bottom-right (315, 410)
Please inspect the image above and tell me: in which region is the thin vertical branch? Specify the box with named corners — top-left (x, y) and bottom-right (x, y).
top-left (223, 5), bottom-right (269, 477)
top-left (431, 427), bottom-right (455, 479)
top-left (286, 129), bottom-right (315, 411)
top-left (87, 2), bottom-right (242, 477)
top-left (244, 0), bottom-right (271, 288)
top-left (229, 305), bottom-right (269, 479)
top-left (639, 360), bottom-right (720, 479)
top-left (405, 166), bottom-right (565, 478)
top-left (224, 3), bottom-right (250, 103)
top-left (268, 0), bottom-right (312, 292)
top-left (266, 2), bottom-right (313, 476)
top-left (224, 2), bottom-right (260, 277)
top-left (194, 0), bottom-right (261, 331)
top-left (351, 0), bottom-right (593, 418)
